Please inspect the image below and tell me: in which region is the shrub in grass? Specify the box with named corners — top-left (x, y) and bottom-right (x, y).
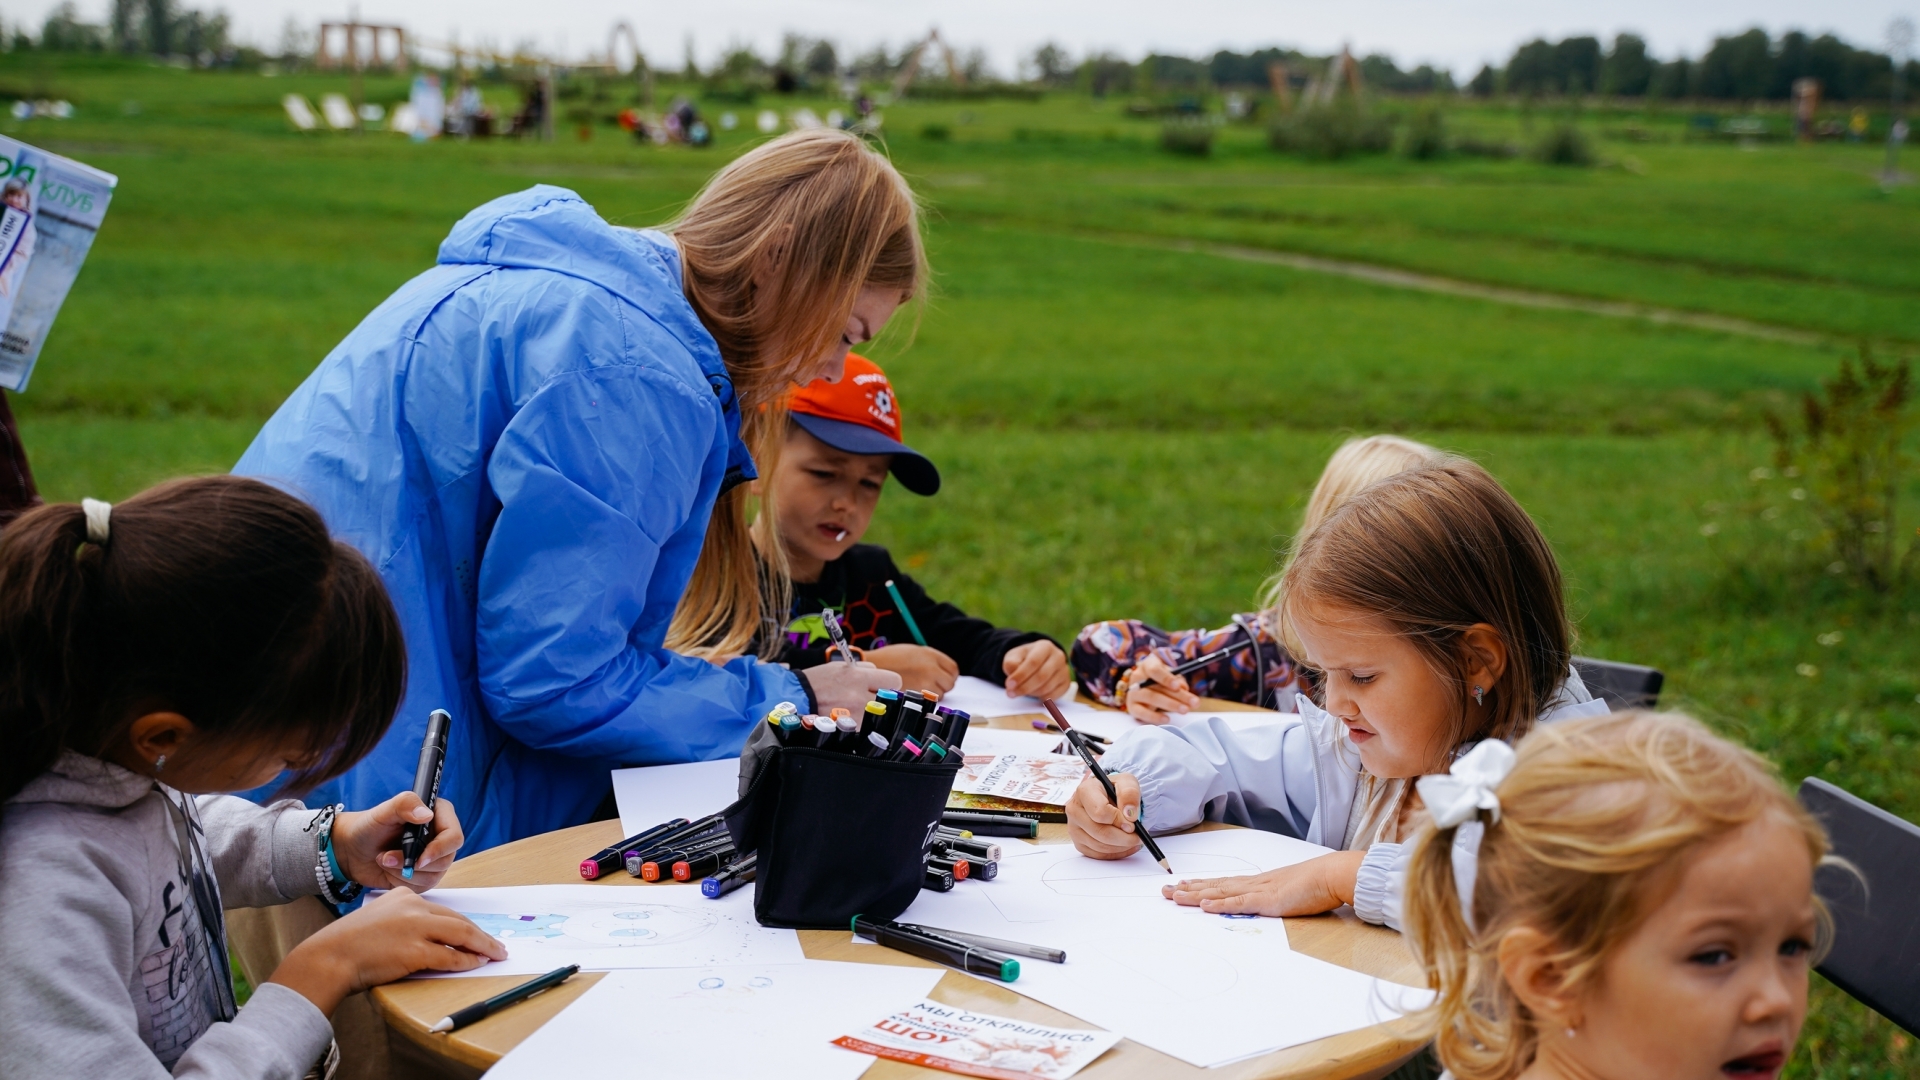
top-left (1762, 348), bottom-right (1915, 592)
top-left (1268, 103), bottom-right (1394, 160)
top-left (1161, 120), bottom-right (1214, 156)
top-left (1532, 122), bottom-right (1595, 166)
top-left (1403, 107), bottom-right (1447, 160)
top-left (921, 123), bottom-right (951, 141)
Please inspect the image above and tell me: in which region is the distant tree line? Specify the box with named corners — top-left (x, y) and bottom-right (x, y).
top-left (1018, 46), bottom-right (1453, 97)
top-left (1470, 29), bottom-right (1916, 101)
top-left (3, 0), bottom-right (234, 61)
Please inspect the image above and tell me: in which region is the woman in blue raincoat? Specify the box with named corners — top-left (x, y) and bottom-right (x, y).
top-left (238, 131), bottom-right (919, 851)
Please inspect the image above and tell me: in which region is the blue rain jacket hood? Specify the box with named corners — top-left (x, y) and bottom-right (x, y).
top-left (237, 186), bottom-right (804, 852)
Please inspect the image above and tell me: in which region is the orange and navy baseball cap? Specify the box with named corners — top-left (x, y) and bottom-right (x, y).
top-left (787, 354), bottom-right (940, 496)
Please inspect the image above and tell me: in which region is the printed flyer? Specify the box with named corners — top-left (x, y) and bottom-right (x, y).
top-left (954, 753), bottom-right (1087, 807)
top-left (832, 999), bottom-right (1121, 1080)
top-left (0, 135), bottom-right (117, 391)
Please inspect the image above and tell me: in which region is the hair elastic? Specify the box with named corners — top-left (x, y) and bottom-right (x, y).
top-left (81, 498), bottom-right (112, 544)
top-left (1416, 739), bottom-right (1517, 930)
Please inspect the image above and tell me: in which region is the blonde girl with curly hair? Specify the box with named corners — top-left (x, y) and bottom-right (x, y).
top-left (1405, 710), bottom-right (1831, 1080)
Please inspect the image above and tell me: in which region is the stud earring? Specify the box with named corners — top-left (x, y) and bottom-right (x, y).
top-left (154, 754), bottom-right (167, 774)
top-left (1472, 685), bottom-right (1486, 706)
top-left (1565, 1026), bottom-right (1576, 1038)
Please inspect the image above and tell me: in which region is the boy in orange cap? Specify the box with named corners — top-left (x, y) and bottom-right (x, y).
top-left (756, 354), bottom-right (1071, 700)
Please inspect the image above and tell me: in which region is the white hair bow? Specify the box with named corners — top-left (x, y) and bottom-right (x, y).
top-left (1416, 739), bottom-right (1517, 829)
top-left (1417, 739), bottom-right (1517, 932)
top-left (81, 498), bottom-right (112, 544)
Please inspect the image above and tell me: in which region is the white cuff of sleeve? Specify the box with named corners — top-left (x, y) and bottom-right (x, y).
top-left (1352, 842), bottom-right (1410, 931)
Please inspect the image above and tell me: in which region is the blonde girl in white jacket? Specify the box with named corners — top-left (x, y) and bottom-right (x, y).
top-left (1065, 457), bottom-right (1608, 928)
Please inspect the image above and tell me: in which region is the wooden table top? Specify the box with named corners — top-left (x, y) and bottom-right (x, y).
top-left (371, 707), bottom-right (1427, 1080)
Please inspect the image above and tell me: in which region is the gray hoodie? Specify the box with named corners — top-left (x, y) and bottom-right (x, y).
top-left (0, 753), bottom-right (336, 1080)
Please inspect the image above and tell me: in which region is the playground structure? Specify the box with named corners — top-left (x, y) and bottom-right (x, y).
top-left (890, 29), bottom-right (964, 100)
top-left (1298, 47), bottom-right (1365, 107)
top-left (315, 17), bottom-right (407, 71)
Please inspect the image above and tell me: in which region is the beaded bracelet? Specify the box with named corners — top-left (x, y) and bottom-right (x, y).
top-left (308, 805), bottom-right (364, 905)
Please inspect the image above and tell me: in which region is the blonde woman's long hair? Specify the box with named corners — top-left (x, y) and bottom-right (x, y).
top-left (663, 130), bottom-right (926, 661)
top-left (1404, 711), bottom-right (1832, 1080)
top-left (1260, 434), bottom-right (1441, 611)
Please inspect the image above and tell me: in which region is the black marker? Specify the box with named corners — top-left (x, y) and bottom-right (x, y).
top-left (944, 709), bottom-right (972, 749)
top-left (399, 709), bottom-right (451, 879)
top-left (821, 607), bottom-right (856, 663)
top-left (935, 834), bottom-right (1001, 861)
top-left (429, 964), bottom-right (578, 1033)
top-left (941, 810), bottom-right (1040, 838)
top-left (895, 922), bottom-right (1065, 964)
top-left (701, 852), bottom-right (758, 898)
top-left (852, 915), bottom-right (1017, 981)
top-left (580, 817), bottom-right (690, 880)
top-left (639, 834), bottom-right (736, 881)
top-left (933, 842), bottom-right (998, 880)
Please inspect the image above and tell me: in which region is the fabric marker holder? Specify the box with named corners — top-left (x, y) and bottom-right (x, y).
top-left (723, 738), bottom-right (959, 929)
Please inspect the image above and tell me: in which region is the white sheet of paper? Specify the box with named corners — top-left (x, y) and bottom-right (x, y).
top-left (611, 757), bottom-right (742, 838)
top-left (1069, 706), bottom-right (1294, 745)
top-left (880, 832), bottom-right (1428, 1067)
top-left (415, 883), bottom-right (805, 977)
top-left (484, 961), bottom-right (946, 1080)
top-left (1002, 914), bottom-right (1430, 1068)
top-left (960, 726), bottom-right (1069, 758)
top-left (914, 830), bottom-right (1328, 926)
top-left (940, 675), bottom-right (1097, 719)
top-left (1171, 710), bottom-right (1292, 733)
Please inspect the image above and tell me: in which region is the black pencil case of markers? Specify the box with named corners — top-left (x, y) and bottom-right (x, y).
top-left (722, 733), bottom-right (960, 929)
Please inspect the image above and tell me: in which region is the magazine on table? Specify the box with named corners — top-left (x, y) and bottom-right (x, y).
top-left (0, 135), bottom-right (117, 391)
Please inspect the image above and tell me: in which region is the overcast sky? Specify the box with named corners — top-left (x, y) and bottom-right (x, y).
top-left (11, 0), bottom-right (1912, 77)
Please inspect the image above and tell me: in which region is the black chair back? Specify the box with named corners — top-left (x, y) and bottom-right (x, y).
top-left (1570, 656), bottom-right (1663, 711)
top-left (1799, 777), bottom-right (1920, 1037)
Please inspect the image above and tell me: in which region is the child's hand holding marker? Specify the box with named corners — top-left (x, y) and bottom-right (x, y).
top-left (798, 659), bottom-right (903, 713)
top-left (331, 791), bottom-right (467, 892)
top-left (1119, 651), bottom-right (1199, 723)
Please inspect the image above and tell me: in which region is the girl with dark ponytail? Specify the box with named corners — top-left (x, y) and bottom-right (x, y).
top-left (0, 476), bottom-right (505, 1080)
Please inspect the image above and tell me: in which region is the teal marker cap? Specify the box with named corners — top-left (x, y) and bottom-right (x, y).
top-left (999, 958), bottom-right (1021, 982)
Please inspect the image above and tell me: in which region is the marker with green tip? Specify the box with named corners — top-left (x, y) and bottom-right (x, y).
top-left (851, 915), bottom-right (1020, 982)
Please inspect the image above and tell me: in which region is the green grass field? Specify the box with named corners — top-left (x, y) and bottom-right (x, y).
top-left (5, 57), bottom-right (1917, 1076)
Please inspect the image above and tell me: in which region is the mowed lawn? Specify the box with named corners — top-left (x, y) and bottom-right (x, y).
top-left (5, 59), bottom-right (1917, 1076)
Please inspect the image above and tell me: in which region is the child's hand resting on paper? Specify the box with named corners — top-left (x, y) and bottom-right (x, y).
top-left (330, 791), bottom-right (466, 892)
top-left (866, 644), bottom-right (960, 695)
top-left (1003, 640), bottom-right (1073, 701)
top-left (1161, 851), bottom-right (1367, 918)
top-left (1121, 652), bottom-right (1200, 724)
top-left (269, 890), bottom-right (506, 1017)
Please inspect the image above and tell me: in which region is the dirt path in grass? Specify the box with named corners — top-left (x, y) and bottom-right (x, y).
top-left (1106, 234), bottom-right (1837, 349)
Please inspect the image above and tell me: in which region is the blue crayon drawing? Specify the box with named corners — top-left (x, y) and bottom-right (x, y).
top-left (466, 913), bottom-right (569, 939)
top-left (454, 903), bottom-right (720, 949)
